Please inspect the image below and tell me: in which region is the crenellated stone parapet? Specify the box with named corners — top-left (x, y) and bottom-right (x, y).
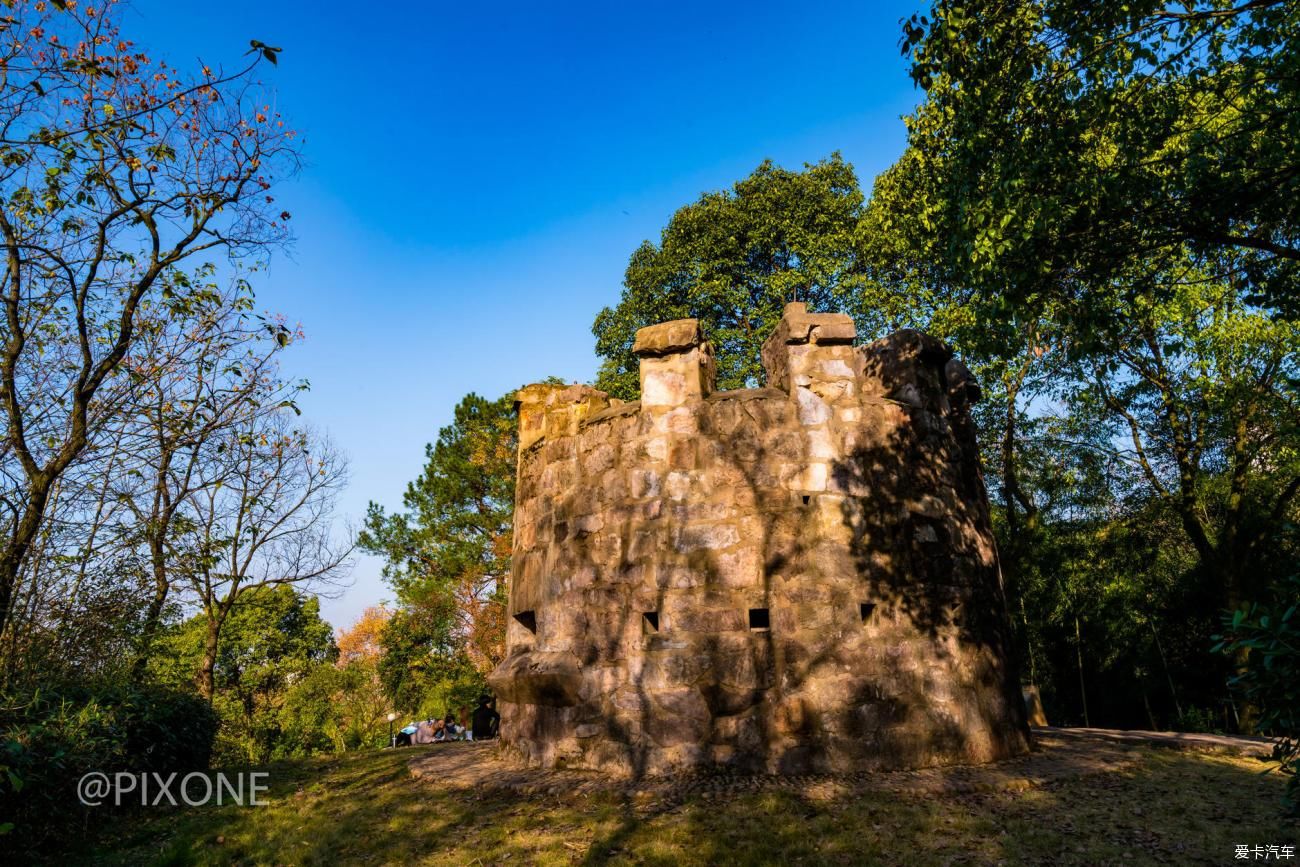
top-left (490, 304), bottom-right (1029, 776)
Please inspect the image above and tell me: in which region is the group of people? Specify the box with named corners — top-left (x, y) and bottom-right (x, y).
top-left (394, 695), bottom-right (500, 747)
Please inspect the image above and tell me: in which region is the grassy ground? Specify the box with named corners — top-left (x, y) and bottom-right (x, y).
top-left (74, 743), bottom-right (1295, 866)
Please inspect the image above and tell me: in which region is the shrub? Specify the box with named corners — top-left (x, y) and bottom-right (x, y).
top-left (1215, 573), bottom-right (1300, 815)
top-left (279, 660), bottom-right (390, 757)
top-left (1173, 706), bottom-right (1224, 736)
top-left (0, 683), bottom-right (217, 855)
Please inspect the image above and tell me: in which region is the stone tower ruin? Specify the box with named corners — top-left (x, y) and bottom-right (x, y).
top-left (488, 303), bottom-right (1029, 776)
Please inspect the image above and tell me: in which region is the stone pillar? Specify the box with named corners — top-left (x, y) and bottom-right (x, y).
top-left (633, 318), bottom-right (716, 408)
top-left (857, 328), bottom-right (953, 408)
top-left (760, 303), bottom-right (858, 493)
top-left (760, 302), bottom-right (858, 395)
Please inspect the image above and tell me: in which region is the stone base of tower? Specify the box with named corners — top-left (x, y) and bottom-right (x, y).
top-left (489, 306), bottom-right (1030, 777)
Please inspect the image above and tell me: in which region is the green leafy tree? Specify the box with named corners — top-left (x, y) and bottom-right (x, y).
top-left (279, 658), bottom-right (389, 755)
top-left (592, 154), bottom-right (872, 398)
top-left (360, 391), bottom-right (516, 710)
top-left (1067, 273), bottom-right (1300, 613)
top-left (276, 605), bottom-right (393, 754)
top-left (895, 0), bottom-right (1299, 329)
top-left (152, 585), bottom-right (336, 764)
top-left (865, 232), bottom-right (1300, 726)
top-left (377, 604), bottom-right (484, 720)
top-left (866, 1), bottom-right (1300, 732)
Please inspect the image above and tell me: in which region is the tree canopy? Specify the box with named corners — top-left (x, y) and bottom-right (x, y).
top-left (152, 585), bottom-right (335, 764)
top-left (592, 154), bottom-right (872, 398)
top-left (862, 0), bottom-right (1300, 745)
top-left (0, 0), bottom-right (301, 641)
top-left (891, 0), bottom-right (1299, 337)
top-left (359, 391), bottom-right (517, 713)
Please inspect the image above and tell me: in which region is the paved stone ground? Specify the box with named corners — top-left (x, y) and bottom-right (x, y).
top-left (407, 727), bottom-right (1273, 806)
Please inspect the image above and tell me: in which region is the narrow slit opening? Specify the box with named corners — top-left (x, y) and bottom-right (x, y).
top-left (643, 611), bottom-right (659, 633)
top-left (801, 495), bottom-right (811, 505)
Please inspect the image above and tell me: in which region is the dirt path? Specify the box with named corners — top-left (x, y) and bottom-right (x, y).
top-left (406, 729), bottom-right (1208, 803)
top-left (1036, 726), bottom-right (1277, 758)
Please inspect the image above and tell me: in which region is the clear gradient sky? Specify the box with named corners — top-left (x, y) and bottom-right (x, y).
top-left (128, 0), bottom-right (926, 629)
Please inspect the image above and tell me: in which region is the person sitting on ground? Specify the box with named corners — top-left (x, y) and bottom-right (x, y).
top-left (412, 719), bottom-right (436, 745)
top-left (443, 713), bottom-right (461, 740)
top-left (471, 694), bottom-right (500, 741)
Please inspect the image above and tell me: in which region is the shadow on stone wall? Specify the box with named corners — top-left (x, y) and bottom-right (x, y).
top-left (494, 319), bottom-right (1027, 778)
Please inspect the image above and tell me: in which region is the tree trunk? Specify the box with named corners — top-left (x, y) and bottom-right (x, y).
top-left (1075, 613), bottom-right (1090, 727)
top-left (0, 474), bottom-right (54, 644)
top-left (1149, 620), bottom-right (1183, 722)
top-left (197, 614), bottom-right (221, 701)
top-left (131, 538), bottom-right (171, 684)
top-left (1221, 556), bottom-right (1259, 733)
top-left (1018, 592), bottom-right (1038, 685)
top-left (1141, 686), bottom-right (1158, 731)
top-left (999, 361), bottom-right (1043, 699)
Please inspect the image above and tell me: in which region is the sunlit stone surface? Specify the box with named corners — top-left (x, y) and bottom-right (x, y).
top-left (489, 303), bottom-right (1030, 777)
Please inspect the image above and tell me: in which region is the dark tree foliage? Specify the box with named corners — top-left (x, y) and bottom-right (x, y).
top-left (0, 683), bottom-right (217, 852)
top-left (1215, 573), bottom-right (1300, 813)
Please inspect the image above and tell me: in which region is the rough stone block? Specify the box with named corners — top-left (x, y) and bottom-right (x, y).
top-left (795, 387), bottom-right (831, 425)
top-left (633, 318), bottom-right (703, 356)
top-left (713, 547), bottom-right (760, 588)
top-left (674, 522), bottom-right (740, 552)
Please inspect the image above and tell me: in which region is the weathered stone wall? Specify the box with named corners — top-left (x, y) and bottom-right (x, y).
top-left (488, 303), bottom-right (1029, 777)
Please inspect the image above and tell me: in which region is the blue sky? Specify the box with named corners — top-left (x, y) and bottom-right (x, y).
top-left (129, 0), bottom-right (925, 629)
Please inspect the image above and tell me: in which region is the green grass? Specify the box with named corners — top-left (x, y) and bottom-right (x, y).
top-left (74, 744), bottom-right (1296, 866)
